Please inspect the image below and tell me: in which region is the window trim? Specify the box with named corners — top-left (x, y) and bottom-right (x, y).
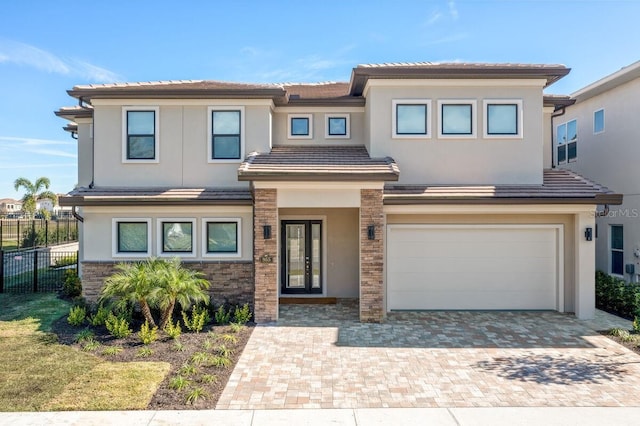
top-left (555, 118), bottom-right (577, 165)
top-left (392, 99), bottom-right (432, 139)
top-left (201, 218), bottom-right (242, 258)
top-left (287, 113), bottom-right (313, 139)
top-left (156, 218), bottom-right (197, 258)
top-left (610, 224), bottom-right (624, 277)
top-left (112, 218), bottom-right (152, 258)
top-left (122, 107), bottom-right (160, 163)
top-left (324, 114), bottom-right (350, 139)
top-left (437, 100), bottom-right (477, 139)
top-left (208, 106), bottom-right (245, 163)
top-left (482, 99), bottom-right (523, 139)
top-left (594, 108), bottom-right (605, 135)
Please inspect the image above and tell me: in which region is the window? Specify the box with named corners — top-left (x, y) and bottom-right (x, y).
top-left (202, 218), bottom-right (241, 257)
top-left (325, 114), bottom-right (350, 138)
top-left (483, 100), bottom-right (522, 138)
top-left (556, 119), bottom-right (577, 164)
top-left (392, 100), bottom-right (431, 138)
top-left (288, 114), bottom-right (313, 139)
top-left (594, 109), bottom-right (605, 134)
top-left (438, 100), bottom-right (476, 138)
top-left (611, 225), bottom-right (624, 276)
top-left (210, 108), bottom-right (243, 160)
top-left (112, 219), bottom-right (151, 257)
top-left (122, 107), bottom-right (159, 162)
top-left (157, 218), bottom-right (196, 257)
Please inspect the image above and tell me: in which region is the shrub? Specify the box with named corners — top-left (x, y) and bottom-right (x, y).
top-left (74, 328), bottom-right (95, 343)
top-left (105, 313), bottom-right (132, 338)
top-left (634, 317), bottom-right (640, 333)
top-left (82, 340), bottom-right (100, 352)
top-left (229, 322), bottom-right (244, 334)
top-left (67, 306), bottom-right (86, 326)
top-left (182, 305), bottom-right (210, 333)
top-left (89, 304), bottom-right (112, 326)
top-left (595, 270), bottom-right (640, 319)
top-left (163, 317), bottom-right (182, 339)
top-left (232, 303), bottom-right (252, 324)
top-left (139, 320), bottom-right (159, 345)
top-left (62, 270), bottom-right (82, 298)
top-left (214, 305), bottom-right (231, 325)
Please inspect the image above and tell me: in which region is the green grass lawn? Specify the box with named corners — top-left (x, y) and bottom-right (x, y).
top-left (0, 293), bottom-right (169, 411)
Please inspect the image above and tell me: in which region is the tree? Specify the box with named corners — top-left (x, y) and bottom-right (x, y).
top-left (13, 177), bottom-right (57, 219)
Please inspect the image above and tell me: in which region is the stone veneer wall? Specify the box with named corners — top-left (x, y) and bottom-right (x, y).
top-left (253, 188), bottom-right (278, 323)
top-left (359, 189), bottom-right (384, 322)
top-left (81, 261), bottom-right (254, 308)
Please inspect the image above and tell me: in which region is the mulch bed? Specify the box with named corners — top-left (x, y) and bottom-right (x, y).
top-left (52, 316), bottom-right (253, 409)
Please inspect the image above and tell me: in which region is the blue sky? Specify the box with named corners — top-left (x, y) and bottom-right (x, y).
top-left (0, 0), bottom-right (638, 198)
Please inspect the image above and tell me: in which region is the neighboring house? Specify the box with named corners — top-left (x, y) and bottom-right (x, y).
top-left (36, 198), bottom-right (55, 213)
top-left (0, 198), bottom-right (23, 217)
top-left (56, 62), bottom-right (621, 322)
top-left (555, 60), bottom-right (640, 282)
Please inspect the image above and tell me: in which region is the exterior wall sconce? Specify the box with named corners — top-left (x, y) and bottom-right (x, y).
top-left (263, 225), bottom-right (272, 239)
top-left (585, 227), bottom-right (593, 241)
top-left (367, 225), bottom-right (375, 240)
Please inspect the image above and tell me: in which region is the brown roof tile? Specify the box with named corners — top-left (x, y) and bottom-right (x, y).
top-left (384, 169), bottom-right (622, 205)
top-left (60, 187), bottom-right (252, 206)
top-left (238, 146), bottom-right (399, 181)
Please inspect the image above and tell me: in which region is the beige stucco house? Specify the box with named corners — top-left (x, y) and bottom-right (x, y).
top-left (555, 60), bottom-right (640, 282)
top-left (57, 62), bottom-right (621, 322)
top-left (0, 198), bottom-right (23, 217)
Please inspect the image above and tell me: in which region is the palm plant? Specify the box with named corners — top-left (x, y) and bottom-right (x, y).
top-left (13, 177), bottom-right (57, 218)
top-left (155, 258), bottom-right (210, 329)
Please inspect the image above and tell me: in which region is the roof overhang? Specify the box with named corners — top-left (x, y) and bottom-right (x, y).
top-left (59, 188), bottom-right (253, 207)
top-left (68, 87), bottom-right (286, 101)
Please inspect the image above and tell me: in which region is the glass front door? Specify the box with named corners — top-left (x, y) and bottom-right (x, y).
top-left (281, 220), bottom-right (322, 294)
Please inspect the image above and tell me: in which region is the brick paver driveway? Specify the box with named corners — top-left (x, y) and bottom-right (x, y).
top-left (217, 301), bottom-right (640, 409)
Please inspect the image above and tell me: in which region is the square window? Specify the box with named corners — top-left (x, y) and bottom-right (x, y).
top-left (117, 222), bottom-right (148, 253)
top-left (594, 109), bottom-right (605, 134)
top-left (212, 110), bottom-right (241, 160)
top-left (328, 117), bottom-right (347, 135)
top-left (438, 101), bottom-right (476, 138)
top-left (487, 104), bottom-right (517, 135)
top-left (161, 222), bottom-right (193, 253)
top-left (123, 108), bottom-right (159, 162)
top-left (291, 118), bottom-right (309, 135)
top-left (202, 218), bottom-right (241, 257)
top-left (396, 104), bottom-right (427, 135)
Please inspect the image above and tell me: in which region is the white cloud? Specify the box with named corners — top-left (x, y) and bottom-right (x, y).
top-left (447, 0), bottom-right (459, 20)
top-left (0, 162), bottom-right (76, 170)
top-left (0, 39), bottom-right (122, 82)
top-left (0, 136), bottom-right (75, 147)
top-left (0, 136), bottom-right (76, 159)
top-left (425, 11), bottom-right (443, 26)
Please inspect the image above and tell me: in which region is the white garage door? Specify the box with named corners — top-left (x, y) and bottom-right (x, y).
top-left (386, 225), bottom-right (562, 311)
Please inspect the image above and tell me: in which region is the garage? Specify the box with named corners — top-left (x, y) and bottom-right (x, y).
top-left (386, 224), bottom-right (563, 311)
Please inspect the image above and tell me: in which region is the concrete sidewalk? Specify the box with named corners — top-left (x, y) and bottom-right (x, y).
top-left (3, 407), bottom-right (640, 425)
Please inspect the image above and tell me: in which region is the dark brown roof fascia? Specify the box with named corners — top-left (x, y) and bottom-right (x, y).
top-left (276, 97), bottom-right (366, 107)
top-left (238, 172), bottom-right (399, 182)
top-left (59, 196), bottom-right (253, 207)
top-left (350, 66), bottom-right (571, 95)
top-left (54, 108), bottom-right (93, 119)
top-left (62, 124), bottom-right (78, 133)
top-left (68, 88), bottom-right (286, 100)
top-left (383, 196), bottom-right (621, 205)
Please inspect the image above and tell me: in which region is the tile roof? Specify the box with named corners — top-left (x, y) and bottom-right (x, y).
top-left (238, 146), bottom-right (399, 181)
top-left (60, 187), bottom-right (252, 206)
top-left (384, 169), bottom-right (622, 205)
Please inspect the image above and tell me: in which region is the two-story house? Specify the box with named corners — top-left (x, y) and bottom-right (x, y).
top-left (57, 62), bottom-right (621, 322)
top-left (0, 198), bottom-right (23, 217)
top-left (555, 60), bottom-right (640, 282)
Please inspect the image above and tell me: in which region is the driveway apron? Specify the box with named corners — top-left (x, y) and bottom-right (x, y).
top-left (217, 301), bottom-right (640, 409)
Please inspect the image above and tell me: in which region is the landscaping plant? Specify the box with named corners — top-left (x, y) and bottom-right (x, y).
top-left (182, 305), bottom-right (210, 333)
top-left (62, 270), bottom-right (82, 298)
top-left (105, 313), bottom-right (132, 338)
top-left (163, 317), bottom-right (182, 339)
top-left (232, 303), bottom-right (252, 324)
top-left (67, 306), bottom-right (86, 326)
top-left (214, 305), bottom-right (231, 325)
top-left (139, 320), bottom-right (159, 345)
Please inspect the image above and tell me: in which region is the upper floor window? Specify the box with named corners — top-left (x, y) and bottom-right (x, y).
top-left (438, 100), bottom-right (476, 138)
top-left (392, 99), bottom-right (431, 138)
top-left (325, 114), bottom-right (350, 139)
top-left (208, 106), bottom-right (244, 162)
top-left (122, 107), bottom-right (159, 163)
top-left (594, 109), bottom-right (605, 134)
top-left (483, 100), bottom-right (522, 138)
top-left (288, 114), bottom-right (313, 139)
top-left (112, 218), bottom-right (151, 257)
top-left (556, 119), bottom-right (577, 164)
top-left (610, 225), bottom-right (623, 276)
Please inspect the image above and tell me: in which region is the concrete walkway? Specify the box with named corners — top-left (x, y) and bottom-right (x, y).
top-left (4, 407), bottom-right (640, 425)
top-left (218, 305), bottom-right (640, 409)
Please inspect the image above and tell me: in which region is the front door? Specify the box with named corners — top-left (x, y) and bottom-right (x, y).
top-left (281, 220), bottom-right (322, 294)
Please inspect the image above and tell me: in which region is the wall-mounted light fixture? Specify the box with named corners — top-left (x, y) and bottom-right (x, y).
top-left (263, 225), bottom-right (272, 239)
top-left (367, 225), bottom-right (375, 240)
top-left (584, 227), bottom-right (593, 241)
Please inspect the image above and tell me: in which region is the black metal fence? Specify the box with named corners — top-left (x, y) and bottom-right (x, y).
top-left (0, 218), bottom-right (78, 251)
top-left (0, 249), bottom-right (78, 293)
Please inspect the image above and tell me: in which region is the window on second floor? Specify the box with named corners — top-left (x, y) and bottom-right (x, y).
top-left (594, 109), bottom-right (605, 134)
top-left (325, 114), bottom-right (350, 139)
top-left (438, 100), bottom-right (476, 138)
top-left (483, 100), bottom-right (522, 138)
top-left (392, 100), bottom-right (431, 138)
top-left (610, 225), bottom-right (624, 276)
top-left (210, 108), bottom-right (242, 160)
top-left (288, 114), bottom-right (313, 139)
top-left (556, 119), bottom-right (577, 164)
top-left (122, 107), bottom-right (159, 163)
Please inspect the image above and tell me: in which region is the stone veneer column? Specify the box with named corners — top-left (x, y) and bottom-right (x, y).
top-left (253, 188), bottom-right (279, 323)
top-left (359, 188), bottom-right (384, 322)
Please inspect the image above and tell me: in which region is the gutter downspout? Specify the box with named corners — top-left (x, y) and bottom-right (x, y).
top-left (550, 106), bottom-right (567, 169)
top-left (72, 206), bottom-right (84, 222)
top-left (79, 96), bottom-right (95, 189)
